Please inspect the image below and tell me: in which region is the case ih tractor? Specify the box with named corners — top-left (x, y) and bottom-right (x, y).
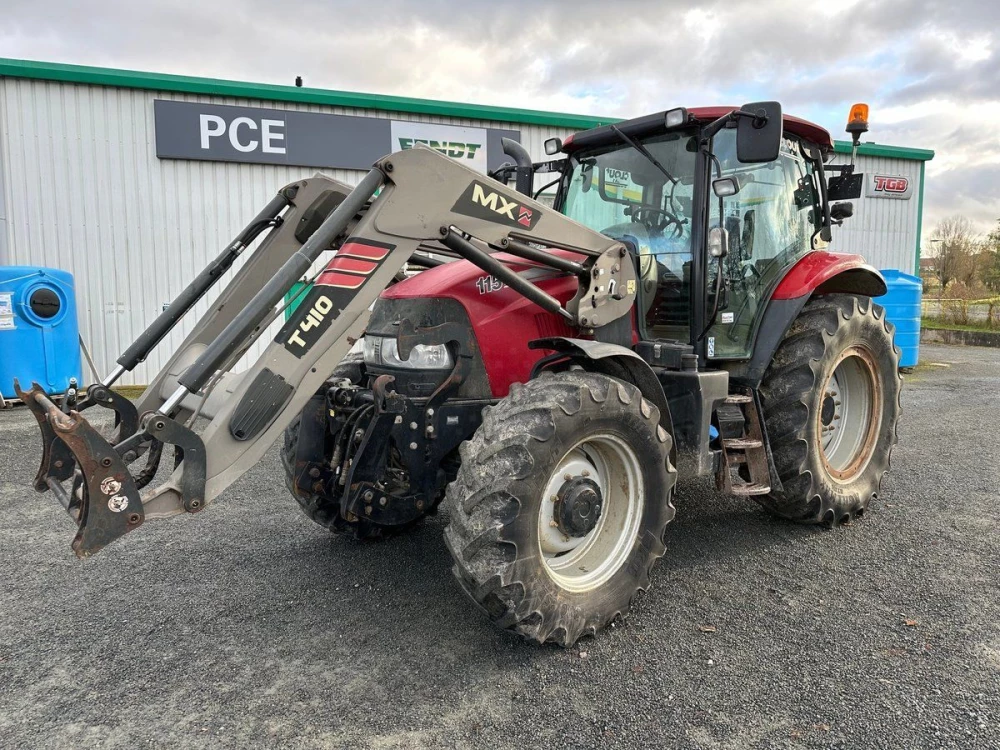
top-left (17, 101), bottom-right (900, 646)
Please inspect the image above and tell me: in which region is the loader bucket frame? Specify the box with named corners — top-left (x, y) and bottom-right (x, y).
top-left (19, 145), bottom-right (639, 557)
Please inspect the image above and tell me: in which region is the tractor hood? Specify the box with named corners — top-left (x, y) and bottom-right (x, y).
top-left (376, 254), bottom-right (581, 397)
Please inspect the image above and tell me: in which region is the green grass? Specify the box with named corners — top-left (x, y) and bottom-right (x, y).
top-left (921, 317), bottom-right (999, 333)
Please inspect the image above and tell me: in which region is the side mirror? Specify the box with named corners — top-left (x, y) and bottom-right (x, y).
top-left (736, 101), bottom-right (783, 163)
top-left (708, 226), bottom-right (729, 258)
top-left (831, 201), bottom-right (854, 222)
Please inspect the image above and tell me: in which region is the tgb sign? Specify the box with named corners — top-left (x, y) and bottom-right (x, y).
top-left (865, 173), bottom-right (913, 200)
top-left (154, 100), bottom-right (520, 173)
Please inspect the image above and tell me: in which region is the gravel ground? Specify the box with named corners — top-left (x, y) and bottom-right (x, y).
top-left (0, 342), bottom-right (997, 749)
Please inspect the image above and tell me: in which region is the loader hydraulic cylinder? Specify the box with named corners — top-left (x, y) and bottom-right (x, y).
top-left (171, 167), bottom-right (385, 402)
top-left (110, 192), bottom-right (292, 384)
top-left (441, 228), bottom-right (574, 322)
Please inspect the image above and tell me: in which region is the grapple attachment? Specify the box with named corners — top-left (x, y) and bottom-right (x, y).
top-left (16, 380), bottom-right (144, 556)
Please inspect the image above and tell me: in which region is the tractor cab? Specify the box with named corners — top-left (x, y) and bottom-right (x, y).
top-left (541, 104), bottom-right (867, 364)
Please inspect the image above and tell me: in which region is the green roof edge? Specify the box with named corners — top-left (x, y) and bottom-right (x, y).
top-left (0, 57), bottom-right (615, 129)
top-left (832, 140), bottom-right (935, 162)
top-left (0, 58), bottom-right (937, 161)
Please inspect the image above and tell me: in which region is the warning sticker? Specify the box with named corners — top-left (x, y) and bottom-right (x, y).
top-left (0, 316), bottom-right (13, 331)
top-left (0, 292), bottom-right (12, 316)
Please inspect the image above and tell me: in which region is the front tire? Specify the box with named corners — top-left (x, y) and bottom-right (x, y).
top-left (758, 294), bottom-right (901, 525)
top-left (443, 371), bottom-right (676, 646)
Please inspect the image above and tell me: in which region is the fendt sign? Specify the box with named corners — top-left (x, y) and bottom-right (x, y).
top-left (153, 100), bottom-right (519, 173)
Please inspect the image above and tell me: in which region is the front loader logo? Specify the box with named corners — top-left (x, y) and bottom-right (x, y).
top-left (277, 238), bottom-right (395, 358)
top-left (286, 295), bottom-right (334, 350)
top-left (453, 181), bottom-right (541, 230)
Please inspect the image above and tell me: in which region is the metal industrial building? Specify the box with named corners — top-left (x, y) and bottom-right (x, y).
top-left (0, 58), bottom-right (934, 385)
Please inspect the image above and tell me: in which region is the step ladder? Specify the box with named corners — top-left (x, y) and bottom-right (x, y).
top-left (716, 393), bottom-right (771, 497)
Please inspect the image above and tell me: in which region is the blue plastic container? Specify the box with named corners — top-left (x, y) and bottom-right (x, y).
top-left (876, 270), bottom-right (921, 368)
top-left (0, 266), bottom-right (83, 398)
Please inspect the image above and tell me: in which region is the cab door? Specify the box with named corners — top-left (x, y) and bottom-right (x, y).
top-left (703, 130), bottom-right (822, 360)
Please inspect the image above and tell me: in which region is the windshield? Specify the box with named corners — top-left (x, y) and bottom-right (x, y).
top-left (562, 131), bottom-right (699, 341)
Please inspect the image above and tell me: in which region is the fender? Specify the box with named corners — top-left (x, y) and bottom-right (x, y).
top-left (772, 251), bottom-right (886, 299)
top-left (729, 252), bottom-right (887, 386)
top-left (529, 337), bottom-right (676, 466)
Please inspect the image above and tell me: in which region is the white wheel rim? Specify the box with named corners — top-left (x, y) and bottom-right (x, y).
top-left (537, 433), bottom-right (644, 593)
top-left (819, 346), bottom-right (882, 480)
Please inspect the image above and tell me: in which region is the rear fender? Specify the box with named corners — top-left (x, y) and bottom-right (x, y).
top-left (771, 252), bottom-right (886, 300)
top-left (529, 337), bottom-right (676, 466)
top-left (729, 253), bottom-right (887, 386)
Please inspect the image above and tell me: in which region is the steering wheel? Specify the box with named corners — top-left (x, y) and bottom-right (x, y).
top-left (630, 206), bottom-right (685, 237)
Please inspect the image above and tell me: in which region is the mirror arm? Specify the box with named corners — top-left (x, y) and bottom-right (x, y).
top-left (702, 108), bottom-right (760, 142)
top-left (813, 148), bottom-right (834, 243)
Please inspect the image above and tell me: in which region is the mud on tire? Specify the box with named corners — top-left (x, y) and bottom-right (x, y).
top-left (758, 294), bottom-right (901, 525)
top-left (443, 371), bottom-right (676, 646)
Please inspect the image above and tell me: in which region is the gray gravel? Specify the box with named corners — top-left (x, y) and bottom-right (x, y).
top-left (1, 342), bottom-right (997, 749)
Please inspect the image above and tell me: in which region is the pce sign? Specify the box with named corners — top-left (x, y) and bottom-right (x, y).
top-left (867, 174), bottom-right (913, 200)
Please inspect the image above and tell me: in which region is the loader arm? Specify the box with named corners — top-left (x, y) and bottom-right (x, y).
top-left (18, 144), bottom-right (637, 557)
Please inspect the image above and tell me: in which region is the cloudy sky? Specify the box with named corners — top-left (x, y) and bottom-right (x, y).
top-left (1, 0), bottom-right (997, 243)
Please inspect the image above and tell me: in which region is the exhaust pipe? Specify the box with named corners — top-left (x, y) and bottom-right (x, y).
top-left (501, 137), bottom-right (534, 197)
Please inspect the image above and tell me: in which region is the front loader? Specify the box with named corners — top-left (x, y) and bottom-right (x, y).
top-left (18, 101), bottom-right (901, 646)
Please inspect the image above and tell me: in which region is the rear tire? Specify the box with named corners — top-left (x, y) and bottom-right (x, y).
top-left (444, 371), bottom-right (676, 646)
top-left (758, 294), bottom-right (901, 525)
top-left (281, 352), bottom-right (388, 539)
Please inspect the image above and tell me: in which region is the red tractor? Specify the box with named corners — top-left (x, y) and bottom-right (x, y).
top-left (18, 101), bottom-right (899, 646)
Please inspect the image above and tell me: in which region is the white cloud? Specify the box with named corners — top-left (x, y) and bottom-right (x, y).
top-left (0, 0), bottom-right (997, 236)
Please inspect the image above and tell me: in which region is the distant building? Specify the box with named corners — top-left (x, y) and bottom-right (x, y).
top-left (0, 58), bottom-right (935, 383)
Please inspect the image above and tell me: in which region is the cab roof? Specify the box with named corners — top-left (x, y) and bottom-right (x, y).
top-left (563, 106), bottom-right (833, 153)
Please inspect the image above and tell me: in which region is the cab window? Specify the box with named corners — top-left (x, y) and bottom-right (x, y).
top-left (562, 132), bottom-right (699, 343)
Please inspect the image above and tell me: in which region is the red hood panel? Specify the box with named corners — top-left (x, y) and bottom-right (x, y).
top-left (382, 254), bottom-right (579, 396)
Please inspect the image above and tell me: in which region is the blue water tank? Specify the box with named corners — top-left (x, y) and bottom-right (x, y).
top-left (876, 270), bottom-right (921, 368)
top-left (0, 266), bottom-right (83, 398)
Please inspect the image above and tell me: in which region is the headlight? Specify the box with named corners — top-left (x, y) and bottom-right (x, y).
top-left (363, 336), bottom-right (454, 370)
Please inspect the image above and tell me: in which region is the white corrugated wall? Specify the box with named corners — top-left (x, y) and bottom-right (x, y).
top-left (0, 77), bottom-right (576, 385)
top-left (826, 152), bottom-right (923, 274)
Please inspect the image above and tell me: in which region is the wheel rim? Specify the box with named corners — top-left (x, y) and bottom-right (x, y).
top-left (537, 433), bottom-right (644, 593)
top-left (818, 345), bottom-right (882, 481)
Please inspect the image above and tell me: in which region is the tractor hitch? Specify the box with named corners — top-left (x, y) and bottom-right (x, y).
top-left (16, 380), bottom-right (145, 557)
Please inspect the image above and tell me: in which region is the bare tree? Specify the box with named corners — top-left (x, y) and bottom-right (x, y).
top-left (983, 220), bottom-right (1000, 293)
top-left (932, 216), bottom-right (977, 294)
